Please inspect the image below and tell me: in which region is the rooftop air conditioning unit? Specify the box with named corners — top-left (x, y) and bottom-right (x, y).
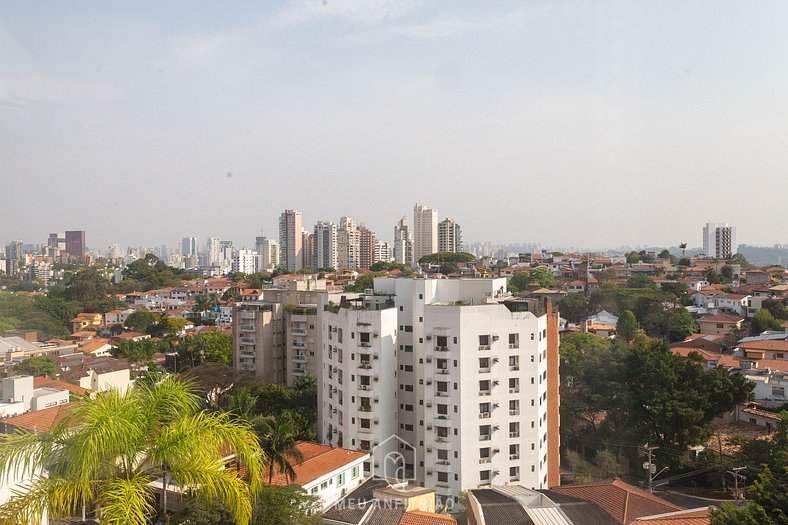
top-left (426, 335), bottom-right (432, 340)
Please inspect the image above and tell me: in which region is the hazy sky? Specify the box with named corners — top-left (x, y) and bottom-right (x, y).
top-left (1, 1), bottom-right (786, 251)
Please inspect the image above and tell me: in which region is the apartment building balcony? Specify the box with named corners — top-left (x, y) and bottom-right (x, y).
top-left (435, 460), bottom-right (451, 466)
top-left (435, 368), bottom-right (450, 375)
top-left (358, 363), bottom-right (373, 369)
top-left (292, 354), bottom-right (307, 363)
top-left (479, 390), bottom-right (491, 396)
top-left (290, 314), bottom-right (308, 322)
top-left (358, 426), bottom-right (373, 434)
top-left (359, 342), bottom-right (372, 348)
top-left (435, 391), bottom-right (450, 398)
top-left (509, 454), bottom-right (520, 460)
top-left (292, 368), bottom-right (306, 376)
top-left (478, 458), bottom-right (491, 464)
top-left (509, 409), bottom-right (520, 416)
top-left (291, 329), bottom-right (308, 336)
top-left (479, 345), bottom-right (491, 351)
top-left (479, 412), bottom-right (491, 419)
top-left (292, 341), bottom-right (307, 349)
top-left (239, 325), bottom-right (255, 332)
top-left (509, 388), bottom-right (520, 394)
top-left (240, 350), bottom-right (255, 358)
top-left (509, 432), bottom-right (520, 438)
top-left (479, 367), bottom-right (491, 374)
top-left (434, 346), bottom-right (449, 352)
top-left (435, 436), bottom-right (450, 443)
top-left (358, 384), bottom-right (373, 391)
top-left (479, 434), bottom-right (491, 441)
top-left (435, 414), bottom-right (451, 422)
top-left (240, 312), bottom-right (256, 320)
top-left (239, 337), bottom-right (256, 345)
top-left (358, 405), bottom-right (372, 412)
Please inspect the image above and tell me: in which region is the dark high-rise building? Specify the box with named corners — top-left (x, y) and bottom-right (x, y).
top-left (65, 231), bottom-right (86, 257)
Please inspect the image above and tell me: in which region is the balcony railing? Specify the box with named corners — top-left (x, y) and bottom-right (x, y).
top-left (509, 432), bottom-right (520, 438)
top-left (479, 345), bottom-right (491, 351)
top-left (509, 409), bottom-right (520, 416)
top-left (434, 346), bottom-right (449, 352)
top-left (292, 354), bottom-right (307, 363)
top-left (478, 458), bottom-right (491, 464)
top-left (479, 434), bottom-right (491, 441)
top-left (479, 367), bottom-right (491, 373)
top-left (479, 413), bottom-right (491, 419)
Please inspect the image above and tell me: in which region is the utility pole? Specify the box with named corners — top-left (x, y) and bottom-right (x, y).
top-left (717, 431), bottom-right (726, 492)
top-left (644, 446), bottom-right (658, 494)
top-left (727, 467), bottom-right (746, 502)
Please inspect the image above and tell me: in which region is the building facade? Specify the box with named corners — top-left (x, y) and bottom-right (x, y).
top-left (438, 218), bottom-right (462, 253)
top-left (181, 237), bottom-right (197, 257)
top-left (279, 209), bottom-right (303, 272)
top-left (413, 204), bottom-right (438, 264)
top-left (394, 216), bottom-right (414, 266)
top-left (702, 222), bottom-right (737, 259)
top-left (315, 221), bottom-right (339, 270)
top-left (320, 278), bottom-right (560, 500)
top-left (337, 217), bottom-right (360, 270)
top-left (65, 231), bottom-right (86, 258)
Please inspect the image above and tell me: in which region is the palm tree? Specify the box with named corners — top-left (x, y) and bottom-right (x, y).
top-left (679, 242), bottom-right (687, 257)
top-left (0, 377), bottom-right (265, 525)
top-left (257, 418), bottom-right (304, 485)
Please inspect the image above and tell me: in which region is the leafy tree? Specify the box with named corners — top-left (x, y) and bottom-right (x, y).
top-left (33, 296), bottom-right (74, 329)
top-left (555, 293), bottom-right (590, 324)
top-left (125, 310), bottom-right (161, 333)
top-left (439, 262), bottom-right (459, 275)
top-left (616, 310), bottom-right (639, 340)
top-left (0, 378), bottom-right (264, 525)
top-left (172, 499), bottom-right (235, 525)
top-left (417, 252), bottom-right (475, 265)
top-left (111, 338), bottom-right (159, 364)
top-left (710, 467), bottom-right (788, 525)
top-left (254, 485), bottom-right (320, 525)
top-left (751, 309), bottom-right (782, 335)
top-left (728, 253), bottom-right (750, 267)
top-left (344, 272), bottom-right (387, 293)
top-left (509, 268), bottom-right (555, 292)
top-left (179, 333), bottom-right (233, 367)
top-left (152, 317), bottom-right (189, 336)
top-left (678, 257), bottom-right (691, 267)
top-left (761, 299), bottom-right (787, 321)
top-left (13, 357), bottom-right (56, 377)
top-left (720, 265), bottom-right (734, 281)
top-left (64, 268), bottom-right (111, 305)
top-left (627, 275), bottom-right (657, 289)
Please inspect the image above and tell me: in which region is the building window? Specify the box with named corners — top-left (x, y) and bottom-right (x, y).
top-left (479, 335), bottom-right (490, 347)
top-left (480, 470), bottom-right (490, 481)
top-left (437, 471), bottom-right (448, 483)
top-left (509, 333), bottom-right (519, 348)
top-left (352, 466), bottom-right (360, 479)
top-left (336, 473), bottom-right (345, 486)
top-left (405, 326), bottom-right (413, 332)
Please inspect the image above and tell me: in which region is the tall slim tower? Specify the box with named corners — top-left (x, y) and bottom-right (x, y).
top-left (394, 216), bottom-right (413, 265)
top-left (315, 221), bottom-right (338, 270)
top-left (438, 218), bottom-right (463, 253)
top-left (702, 222), bottom-right (737, 259)
top-left (413, 204), bottom-right (438, 264)
top-left (181, 237), bottom-right (197, 257)
top-left (337, 216), bottom-right (360, 270)
top-left (279, 209), bottom-right (303, 272)
top-left (358, 226), bottom-right (376, 270)
top-left (206, 237), bottom-right (221, 266)
top-left (259, 238), bottom-right (280, 272)
top-left (65, 231), bottom-right (86, 258)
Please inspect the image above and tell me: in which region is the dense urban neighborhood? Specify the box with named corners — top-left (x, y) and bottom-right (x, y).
top-left (0, 211), bottom-right (786, 525)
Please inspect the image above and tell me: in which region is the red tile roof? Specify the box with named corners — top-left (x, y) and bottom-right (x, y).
top-left (1, 404), bottom-right (77, 433)
top-left (736, 340), bottom-right (788, 352)
top-left (265, 442), bottom-right (367, 487)
top-left (634, 507), bottom-right (710, 525)
top-left (33, 376), bottom-right (90, 396)
top-left (550, 480), bottom-right (682, 524)
top-left (399, 511), bottom-right (457, 525)
top-left (698, 314), bottom-right (744, 323)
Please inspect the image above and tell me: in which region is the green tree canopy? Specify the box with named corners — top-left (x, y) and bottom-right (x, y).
top-left (556, 293), bottom-right (590, 324)
top-left (751, 308), bottom-right (782, 335)
top-left (125, 310), bottom-right (161, 333)
top-left (64, 268), bottom-right (111, 305)
top-left (13, 357), bottom-right (56, 377)
top-left (417, 252), bottom-right (475, 265)
top-left (178, 333), bottom-right (233, 368)
top-left (0, 378), bottom-right (265, 525)
top-left (616, 310), bottom-right (639, 340)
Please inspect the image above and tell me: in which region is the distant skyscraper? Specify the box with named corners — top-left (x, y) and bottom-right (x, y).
top-left (413, 204), bottom-right (438, 263)
top-left (279, 209), bottom-right (303, 271)
top-left (181, 237), bottom-right (197, 257)
top-left (337, 216), bottom-right (360, 269)
top-left (438, 218), bottom-right (463, 253)
top-left (358, 226), bottom-right (376, 270)
top-left (108, 244), bottom-right (123, 259)
top-left (232, 249), bottom-right (258, 274)
top-left (259, 238), bottom-right (280, 272)
top-left (393, 216), bottom-right (413, 265)
top-left (65, 230), bottom-right (86, 257)
top-left (315, 221), bottom-right (338, 270)
top-left (302, 231), bottom-right (316, 270)
top-left (373, 240), bottom-right (392, 263)
top-left (702, 222), bottom-right (737, 259)
top-left (207, 237), bottom-right (221, 266)
top-left (4, 240), bottom-right (23, 275)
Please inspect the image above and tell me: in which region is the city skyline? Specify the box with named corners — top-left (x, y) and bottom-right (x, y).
top-left (1, 1), bottom-right (787, 249)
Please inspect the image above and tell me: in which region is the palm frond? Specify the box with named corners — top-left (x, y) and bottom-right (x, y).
top-left (94, 472), bottom-right (155, 525)
top-left (0, 476), bottom-right (93, 525)
top-left (168, 458), bottom-right (253, 525)
top-left (0, 430), bottom-right (57, 484)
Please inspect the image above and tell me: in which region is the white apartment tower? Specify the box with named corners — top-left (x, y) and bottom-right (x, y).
top-left (438, 218), bottom-right (463, 253)
top-left (413, 204), bottom-right (438, 264)
top-left (232, 249), bottom-right (258, 275)
top-left (279, 209), bottom-right (303, 272)
top-left (394, 216), bottom-right (414, 266)
top-left (702, 222), bottom-right (737, 259)
top-left (337, 216), bottom-right (360, 270)
top-left (206, 237), bottom-right (221, 266)
top-left (259, 238), bottom-right (280, 272)
top-left (321, 278), bottom-right (561, 501)
top-left (373, 241), bottom-right (392, 264)
top-left (315, 221), bottom-right (339, 270)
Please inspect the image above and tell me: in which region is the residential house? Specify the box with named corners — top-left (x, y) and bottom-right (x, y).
top-left (57, 355), bottom-right (132, 394)
top-left (265, 442), bottom-right (368, 511)
top-left (105, 308), bottom-right (135, 325)
top-left (566, 280), bottom-right (586, 294)
top-left (0, 375), bottom-right (70, 418)
top-left (713, 294), bottom-right (750, 316)
top-left (71, 312), bottom-right (103, 332)
top-left (697, 313), bottom-right (744, 336)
